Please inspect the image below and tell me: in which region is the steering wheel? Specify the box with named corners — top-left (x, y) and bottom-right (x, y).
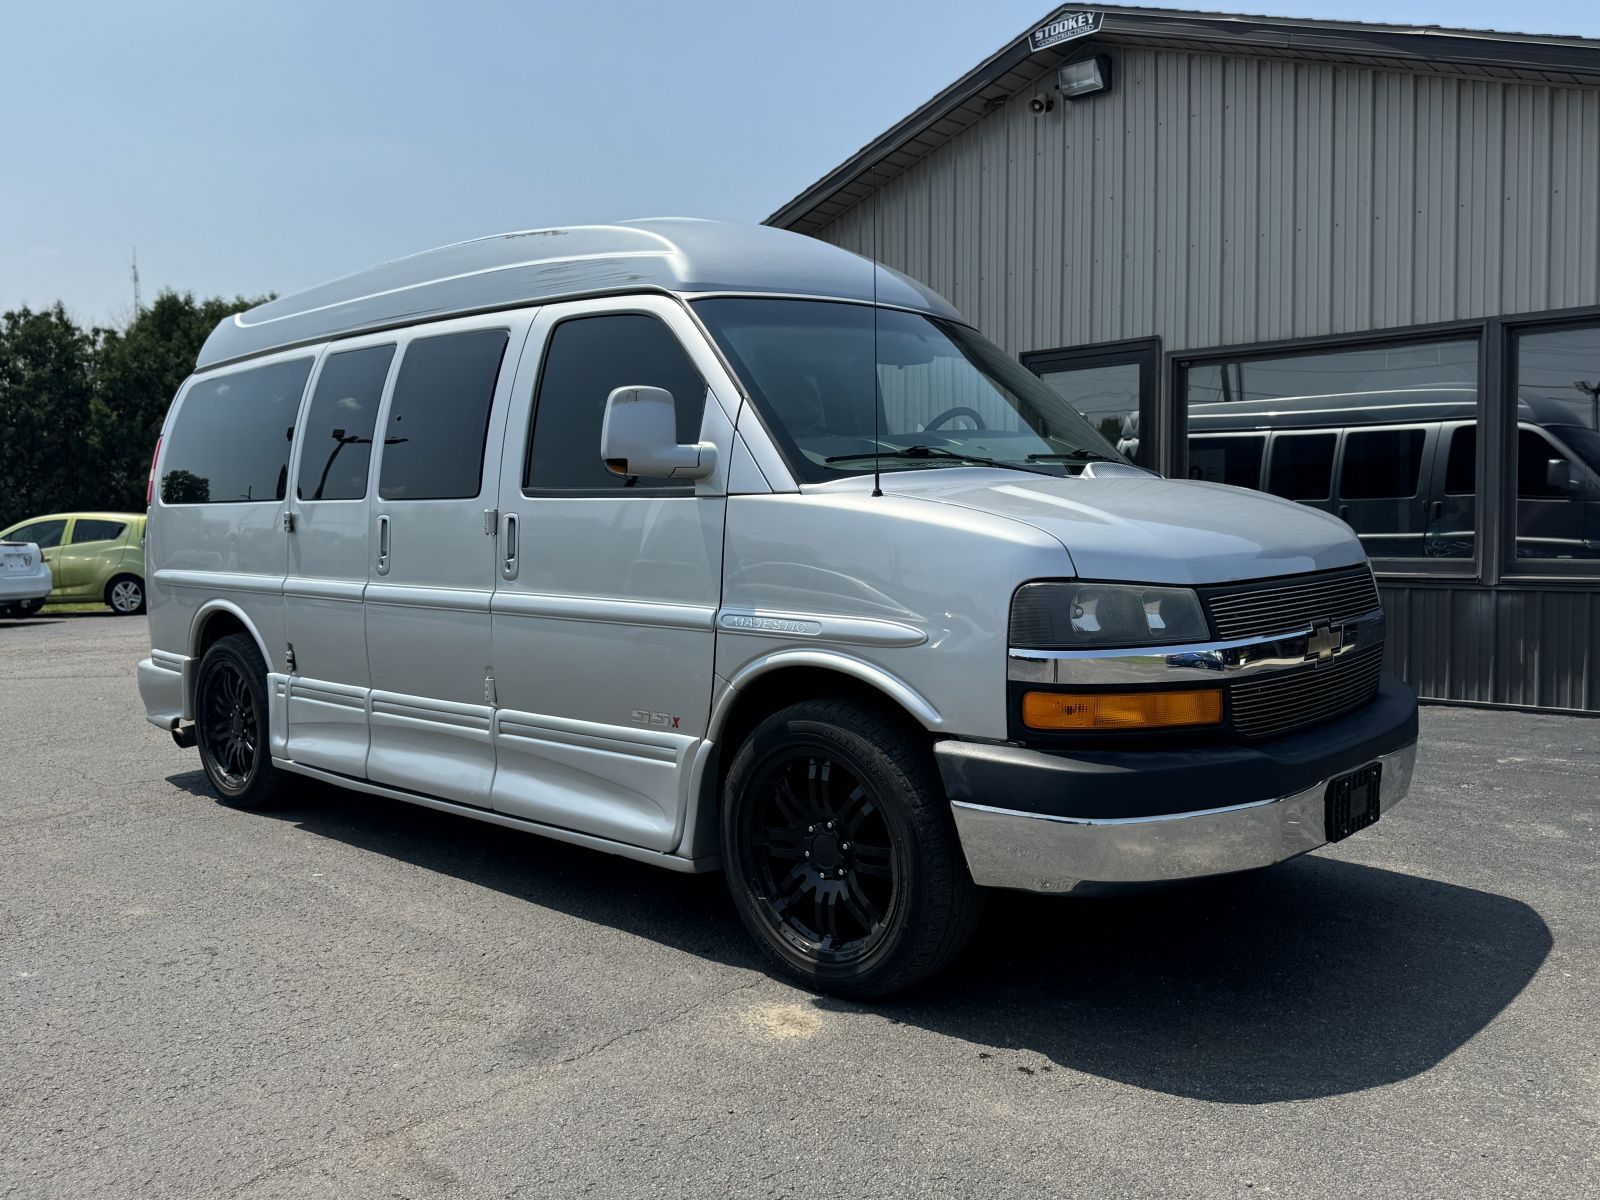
top-left (924, 406), bottom-right (987, 431)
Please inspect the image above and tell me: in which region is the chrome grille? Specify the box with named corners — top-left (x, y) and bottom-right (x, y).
top-left (1206, 567), bottom-right (1380, 640)
top-left (1229, 644), bottom-right (1385, 739)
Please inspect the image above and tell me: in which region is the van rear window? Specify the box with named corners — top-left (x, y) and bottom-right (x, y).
top-left (161, 358), bottom-right (313, 504)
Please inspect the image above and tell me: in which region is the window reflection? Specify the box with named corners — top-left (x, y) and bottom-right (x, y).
top-left (1037, 363), bottom-right (1142, 461)
top-left (1513, 325), bottom-right (1600, 561)
top-left (1185, 339), bottom-right (1478, 560)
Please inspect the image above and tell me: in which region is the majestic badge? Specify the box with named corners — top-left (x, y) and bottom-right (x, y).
top-left (1030, 11), bottom-right (1103, 51)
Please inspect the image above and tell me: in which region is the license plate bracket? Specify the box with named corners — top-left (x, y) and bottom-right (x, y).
top-left (1324, 761), bottom-right (1383, 843)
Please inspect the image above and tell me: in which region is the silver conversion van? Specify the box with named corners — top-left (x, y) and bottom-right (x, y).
top-left (139, 219), bottom-right (1418, 997)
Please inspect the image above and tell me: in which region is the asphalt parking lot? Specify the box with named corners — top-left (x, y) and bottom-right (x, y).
top-left (1, 615), bottom-right (1596, 1199)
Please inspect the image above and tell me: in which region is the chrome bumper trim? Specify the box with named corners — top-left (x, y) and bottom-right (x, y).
top-left (951, 741), bottom-right (1416, 892)
top-left (1008, 609), bottom-right (1384, 685)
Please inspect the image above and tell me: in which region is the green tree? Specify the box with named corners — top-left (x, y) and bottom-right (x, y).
top-left (0, 305), bottom-right (97, 530)
top-left (90, 291), bottom-right (270, 511)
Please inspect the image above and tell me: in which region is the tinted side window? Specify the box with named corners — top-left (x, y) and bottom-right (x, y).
top-left (71, 520), bottom-right (125, 544)
top-left (1516, 429), bottom-right (1569, 499)
top-left (161, 358), bottom-right (313, 504)
top-left (1444, 425), bottom-right (1477, 495)
top-left (297, 344), bottom-right (394, 501)
top-left (1340, 429), bottom-right (1425, 499)
top-left (525, 314), bottom-right (707, 493)
top-left (1187, 435), bottom-right (1264, 487)
top-left (379, 330), bottom-right (509, 501)
top-left (1267, 433), bottom-right (1335, 501)
top-left (6, 519), bottom-right (67, 548)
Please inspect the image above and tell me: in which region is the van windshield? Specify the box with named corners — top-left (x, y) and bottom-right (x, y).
top-left (693, 298), bottom-right (1127, 483)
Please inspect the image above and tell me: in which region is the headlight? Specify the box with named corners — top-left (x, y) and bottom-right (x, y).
top-left (1009, 582), bottom-right (1209, 649)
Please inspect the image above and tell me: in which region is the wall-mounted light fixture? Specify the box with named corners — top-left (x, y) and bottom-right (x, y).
top-left (1057, 54), bottom-right (1113, 100)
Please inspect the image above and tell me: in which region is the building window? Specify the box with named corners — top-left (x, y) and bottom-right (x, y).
top-left (1022, 339), bottom-right (1157, 468)
top-left (1181, 336), bottom-right (1479, 564)
top-left (1510, 323), bottom-right (1600, 564)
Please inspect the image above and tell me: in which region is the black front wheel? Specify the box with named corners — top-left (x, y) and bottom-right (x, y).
top-left (722, 699), bottom-right (983, 999)
top-left (194, 633), bottom-right (287, 809)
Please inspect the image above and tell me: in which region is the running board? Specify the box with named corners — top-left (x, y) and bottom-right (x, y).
top-left (270, 757), bottom-right (719, 875)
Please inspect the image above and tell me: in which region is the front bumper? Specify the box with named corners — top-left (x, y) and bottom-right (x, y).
top-left (939, 679), bottom-right (1418, 892)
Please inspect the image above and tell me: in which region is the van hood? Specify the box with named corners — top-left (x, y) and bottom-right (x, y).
top-left (882, 471), bottom-right (1366, 585)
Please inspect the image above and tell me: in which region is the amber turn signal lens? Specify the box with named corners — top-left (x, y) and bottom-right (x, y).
top-left (1022, 688), bottom-right (1223, 731)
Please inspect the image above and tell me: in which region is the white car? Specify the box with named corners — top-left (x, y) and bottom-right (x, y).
top-left (0, 540), bottom-right (53, 617)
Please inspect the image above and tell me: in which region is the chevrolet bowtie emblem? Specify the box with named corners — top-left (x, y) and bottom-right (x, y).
top-left (1307, 623), bottom-right (1344, 663)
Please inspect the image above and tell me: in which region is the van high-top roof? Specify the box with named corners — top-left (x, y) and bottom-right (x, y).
top-left (195, 217), bottom-right (961, 371)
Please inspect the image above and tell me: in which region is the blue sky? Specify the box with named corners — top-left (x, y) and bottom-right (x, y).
top-left (4, 0), bottom-right (1598, 325)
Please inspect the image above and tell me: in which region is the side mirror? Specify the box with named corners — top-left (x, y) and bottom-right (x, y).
top-left (601, 386), bottom-right (716, 481)
top-left (1545, 457), bottom-right (1577, 494)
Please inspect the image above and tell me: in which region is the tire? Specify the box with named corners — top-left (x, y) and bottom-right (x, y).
top-left (721, 698), bottom-right (984, 999)
top-left (106, 574), bottom-right (146, 615)
top-left (12, 597), bottom-right (45, 618)
top-left (194, 633), bottom-right (288, 810)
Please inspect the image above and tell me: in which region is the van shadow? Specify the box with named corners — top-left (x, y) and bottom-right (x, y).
top-left (167, 770), bottom-right (1551, 1104)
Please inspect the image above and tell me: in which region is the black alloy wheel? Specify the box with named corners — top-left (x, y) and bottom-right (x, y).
top-left (722, 698), bottom-right (983, 999)
top-left (194, 633), bottom-right (288, 809)
top-left (739, 748), bottom-right (899, 965)
top-left (202, 659), bottom-right (258, 790)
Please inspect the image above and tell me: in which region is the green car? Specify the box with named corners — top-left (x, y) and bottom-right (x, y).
top-left (0, 512), bottom-right (148, 614)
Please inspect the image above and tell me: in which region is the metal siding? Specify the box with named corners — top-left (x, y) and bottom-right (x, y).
top-left (1187, 54), bottom-right (1225, 349)
top-left (1380, 583), bottom-right (1598, 712)
top-left (808, 46), bottom-right (1600, 345)
top-left (1222, 58), bottom-right (1261, 343)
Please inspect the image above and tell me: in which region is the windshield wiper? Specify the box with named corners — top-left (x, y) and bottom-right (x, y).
top-left (1024, 449), bottom-right (1118, 463)
top-left (825, 445), bottom-right (1056, 476)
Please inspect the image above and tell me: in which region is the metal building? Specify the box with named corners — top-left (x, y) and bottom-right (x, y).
top-left (768, 5), bottom-right (1600, 714)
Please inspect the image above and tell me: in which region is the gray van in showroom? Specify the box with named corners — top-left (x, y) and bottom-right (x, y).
top-left (138, 218), bottom-right (1418, 996)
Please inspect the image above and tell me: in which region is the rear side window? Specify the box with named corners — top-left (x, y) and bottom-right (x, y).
top-left (1267, 433), bottom-right (1335, 501)
top-left (1187, 435), bottom-right (1264, 488)
top-left (524, 314), bottom-right (707, 494)
top-left (71, 519), bottom-right (126, 544)
top-left (379, 330), bottom-right (509, 501)
top-left (1444, 425), bottom-right (1477, 495)
top-left (5, 519), bottom-right (67, 548)
top-left (1340, 428), bottom-right (1426, 499)
top-left (161, 358), bottom-right (313, 504)
top-left (297, 344), bottom-right (394, 501)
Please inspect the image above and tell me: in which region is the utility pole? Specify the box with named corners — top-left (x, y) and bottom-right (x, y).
top-left (131, 247), bottom-right (142, 316)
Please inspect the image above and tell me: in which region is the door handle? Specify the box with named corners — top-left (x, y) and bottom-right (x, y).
top-left (1338, 504), bottom-right (1350, 520)
top-left (502, 512), bottom-right (519, 581)
top-left (375, 514), bottom-right (390, 575)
